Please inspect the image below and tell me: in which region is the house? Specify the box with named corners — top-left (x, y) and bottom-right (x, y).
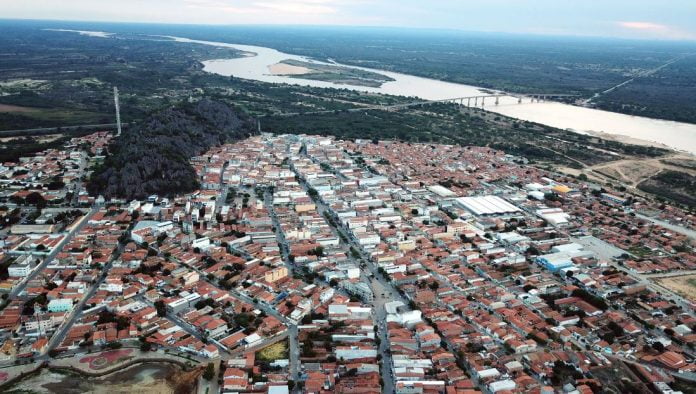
top-left (31, 337), bottom-right (49, 354)
top-left (202, 343), bottom-right (219, 358)
top-left (204, 318), bottom-right (228, 338)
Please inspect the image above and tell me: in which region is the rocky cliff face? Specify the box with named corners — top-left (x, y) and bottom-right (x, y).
top-left (88, 99), bottom-right (255, 200)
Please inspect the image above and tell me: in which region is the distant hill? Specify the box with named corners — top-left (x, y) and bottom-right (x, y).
top-left (88, 99), bottom-right (255, 200)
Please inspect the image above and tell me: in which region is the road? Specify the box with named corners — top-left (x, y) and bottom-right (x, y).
top-left (137, 295), bottom-right (227, 353)
top-left (44, 252), bottom-right (118, 355)
top-left (263, 189), bottom-right (301, 387)
top-left (601, 254), bottom-right (695, 316)
top-left (291, 156), bottom-right (407, 394)
top-left (589, 54), bottom-right (692, 102)
top-left (637, 214), bottom-right (696, 240)
top-left (572, 235), bottom-right (628, 262)
top-left (9, 207), bottom-right (98, 300)
top-left (569, 235), bottom-right (694, 314)
top-left (287, 324), bottom-right (300, 386)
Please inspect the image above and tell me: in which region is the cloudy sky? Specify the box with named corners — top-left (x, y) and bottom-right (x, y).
top-left (2, 0), bottom-right (696, 40)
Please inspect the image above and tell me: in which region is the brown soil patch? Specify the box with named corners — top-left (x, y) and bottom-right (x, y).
top-left (657, 274), bottom-right (696, 303)
top-left (590, 153), bottom-right (696, 187)
top-left (0, 104), bottom-right (37, 113)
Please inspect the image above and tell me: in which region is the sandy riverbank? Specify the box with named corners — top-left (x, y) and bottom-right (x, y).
top-left (583, 129), bottom-right (676, 152)
top-left (268, 62), bottom-right (311, 75)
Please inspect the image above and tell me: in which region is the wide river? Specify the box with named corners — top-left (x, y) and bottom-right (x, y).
top-left (170, 37), bottom-right (696, 155)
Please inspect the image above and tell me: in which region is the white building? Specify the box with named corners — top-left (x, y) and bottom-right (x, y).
top-left (357, 233), bottom-right (380, 246)
top-left (7, 255), bottom-right (38, 277)
top-left (335, 346), bottom-right (377, 360)
top-left (47, 298), bottom-right (74, 313)
top-left (489, 380), bottom-right (516, 393)
top-left (455, 195), bottom-right (521, 216)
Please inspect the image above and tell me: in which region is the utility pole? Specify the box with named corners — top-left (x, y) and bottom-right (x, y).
top-left (113, 86), bottom-right (122, 136)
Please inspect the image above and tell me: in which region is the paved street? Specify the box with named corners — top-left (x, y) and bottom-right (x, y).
top-left (44, 229), bottom-right (122, 356)
top-left (637, 214), bottom-right (696, 239)
top-left (9, 207), bottom-right (98, 300)
top-left (291, 152), bottom-right (409, 394)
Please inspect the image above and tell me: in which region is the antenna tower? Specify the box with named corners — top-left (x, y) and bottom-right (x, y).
top-left (113, 86), bottom-right (122, 136)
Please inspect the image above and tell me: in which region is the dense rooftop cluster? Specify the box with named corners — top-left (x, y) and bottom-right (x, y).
top-left (0, 131), bottom-right (694, 394)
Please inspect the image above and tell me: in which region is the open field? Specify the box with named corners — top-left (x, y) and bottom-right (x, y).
top-left (0, 106), bottom-right (108, 131)
top-left (656, 275), bottom-right (696, 303)
top-left (590, 153), bottom-right (696, 184)
top-left (256, 341), bottom-right (288, 362)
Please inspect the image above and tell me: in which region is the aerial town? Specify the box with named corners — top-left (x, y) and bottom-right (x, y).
top-left (0, 131), bottom-right (694, 394)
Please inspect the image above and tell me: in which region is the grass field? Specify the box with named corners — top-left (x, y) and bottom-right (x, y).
top-left (256, 341), bottom-right (288, 362)
top-left (657, 275), bottom-right (696, 303)
top-left (0, 106), bottom-right (108, 131)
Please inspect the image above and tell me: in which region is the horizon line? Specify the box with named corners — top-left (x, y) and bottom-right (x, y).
top-left (2, 17), bottom-right (696, 44)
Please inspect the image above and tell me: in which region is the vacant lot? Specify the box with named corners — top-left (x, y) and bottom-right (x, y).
top-left (256, 341), bottom-right (288, 362)
top-left (657, 275), bottom-right (696, 303)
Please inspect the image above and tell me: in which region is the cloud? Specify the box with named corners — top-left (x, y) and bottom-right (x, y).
top-left (184, 0), bottom-right (339, 15)
top-left (617, 21), bottom-right (668, 31)
top-left (615, 21), bottom-right (695, 40)
top-left (254, 1), bottom-right (337, 15)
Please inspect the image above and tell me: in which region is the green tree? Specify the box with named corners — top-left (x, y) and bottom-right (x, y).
top-left (154, 300), bottom-right (167, 317)
top-left (26, 192), bottom-right (47, 208)
top-left (203, 363), bottom-right (215, 380)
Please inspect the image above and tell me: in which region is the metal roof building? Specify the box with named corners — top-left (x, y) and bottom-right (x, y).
top-left (455, 195), bottom-right (521, 216)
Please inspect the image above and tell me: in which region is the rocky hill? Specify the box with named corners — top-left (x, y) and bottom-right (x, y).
top-left (88, 99), bottom-right (255, 200)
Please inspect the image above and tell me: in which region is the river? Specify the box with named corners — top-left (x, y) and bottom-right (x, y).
top-left (169, 36), bottom-right (696, 155)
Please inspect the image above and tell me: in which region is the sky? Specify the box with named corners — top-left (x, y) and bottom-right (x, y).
top-left (2, 0), bottom-right (696, 41)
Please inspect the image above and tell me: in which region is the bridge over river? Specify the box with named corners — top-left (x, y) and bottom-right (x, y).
top-left (379, 92), bottom-right (579, 110)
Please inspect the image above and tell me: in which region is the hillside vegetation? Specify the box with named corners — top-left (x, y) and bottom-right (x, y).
top-left (87, 99), bottom-right (255, 200)
top-left (638, 171), bottom-right (696, 207)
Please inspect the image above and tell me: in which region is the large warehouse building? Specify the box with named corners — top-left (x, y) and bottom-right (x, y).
top-left (455, 195), bottom-right (521, 216)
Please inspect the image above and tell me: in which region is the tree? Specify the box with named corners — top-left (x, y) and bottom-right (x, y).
top-left (154, 300), bottom-right (167, 317)
top-left (106, 341), bottom-right (122, 349)
top-left (140, 341), bottom-right (152, 352)
top-left (203, 362), bottom-right (215, 380)
top-left (26, 192), bottom-right (47, 208)
top-left (652, 341), bottom-right (665, 352)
